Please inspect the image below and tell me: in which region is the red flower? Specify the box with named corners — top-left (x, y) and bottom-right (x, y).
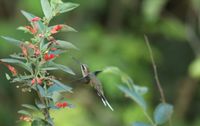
top-left (6, 65), bottom-right (17, 76)
top-left (51, 25), bottom-right (63, 34)
top-left (31, 17), bottom-right (41, 22)
top-left (56, 102), bottom-right (68, 108)
top-left (44, 53), bottom-right (55, 61)
top-left (25, 26), bottom-right (37, 34)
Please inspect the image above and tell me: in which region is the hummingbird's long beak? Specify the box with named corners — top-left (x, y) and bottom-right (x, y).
top-left (81, 64), bottom-right (90, 77)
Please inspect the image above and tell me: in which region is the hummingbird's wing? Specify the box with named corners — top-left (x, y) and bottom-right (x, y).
top-left (70, 75), bottom-right (90, 85)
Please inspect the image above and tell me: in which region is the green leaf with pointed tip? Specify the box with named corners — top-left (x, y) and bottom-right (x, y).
top-left (41, 67), bottom-right (58, 71)
top-left (21, 10), bottom-right (45, 32)
top-left (154, 103), bottom-right (173, 125)
top-left (17, 26), bottom-right (30, 33)
top-left (50, 62), bottom-right (75, 75)
top-left (0, 58), bottom-right (32, 73)
top-left (58, 2), bottom-right (79, 13)
top-left (48, 82), bottom-right (71, 94)
top-left (61, 24), bottom-right (77, 32)
top-left (56, 40), bottom-right (79, 50)
top-left (10, 54), bottom-right (26, 60)
top-left (133, 122), bottom-right (151, 126)
top-left (118, 85), bottom-right (147, 110)
top-left (41, 0), bottom-right (53, 20)
top-left (18, 110), bottom-right (31, 116)
top-left (22, 104), bottom-right (38, 111)
top-left (52, 79), bottom-right (73, 93)
top-left (1, 36), bottom-right (22, 47)
top-left (12, 75), bottom-right (34, 83)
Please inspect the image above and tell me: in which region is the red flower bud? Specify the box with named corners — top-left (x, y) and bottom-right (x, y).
top-left (51, 25), bottom-right (63, 34)
top-left (44, 53), bottom-right (55, 61)
top-left (6, 65), bottom-right (17, 76)
top-left (20, 44), bottom-right (28, 57)
top-left (31, 17), bottom-right (41, 22)
top-left (31, 78), bottom-right (36, 85)
top-left (25, 26), bottom-right (37, 34)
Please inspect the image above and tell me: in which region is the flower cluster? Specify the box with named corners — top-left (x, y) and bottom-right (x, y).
top-left (1, 0), bottom-right (79, 125)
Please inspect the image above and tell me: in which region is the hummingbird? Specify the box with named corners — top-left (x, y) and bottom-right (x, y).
top-left (80, 63), bottom-right (114, 111)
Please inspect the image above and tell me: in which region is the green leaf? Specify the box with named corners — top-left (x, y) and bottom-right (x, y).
top-left (55, 40), bottom-right (79, 50)
top-left (51, 92), bottom-right (63, 103)
top-left (41, 0), bottom-right (53, 20)
top-left (52, 79), bottom-right (73, 93)
top-left (12, 75), bottom-right (34, 83)
top-left (154, 103), bottom-right (173, 125)
top-left (118, 85), bottom-right (147, 110)
top-left (61, 24), bottom-right (77, 32)
top-left (10, 54), bottom-right (26, 60)
top-left (47, 84), bottom-right (66, 94)
top-left (133, 122), bottom-right (151, 126)
top-left (22, 104), bottom-right (38, 111)
top-left (37, 85), bottom-right (46, 97)
top-left (35, 100), bottom-right (46, 109)
top-left (1, 36), bottom-right (22, 47)
top-left (41, 67), bottom-right (58, 71)
top-left (0, 58), bottom-right (32, 73)
top-left (50, 62), bottom-right (75, 75)
top-left (31, 119), bottom-right (46, 126)
top-left (17, 26), bottom-right (30, 33)
top-left (142, 0), bottom-right (167, 22)
top-left (18, 110), bottom-right (31, 116)
top-left (57, 2), bottom-right (79, 14)
top-left (21, 10), bottom-right (45, 32)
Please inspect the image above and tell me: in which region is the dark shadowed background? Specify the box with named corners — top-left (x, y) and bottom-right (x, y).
top-left (0, 0), bottom-right (200, 126)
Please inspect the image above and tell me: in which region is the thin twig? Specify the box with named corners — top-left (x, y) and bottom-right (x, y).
top-left (144, 35), bottom-right (166, 103)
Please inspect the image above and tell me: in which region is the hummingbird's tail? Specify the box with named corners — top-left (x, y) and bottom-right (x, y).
top-left (97, 92), bottom-right (114, 111)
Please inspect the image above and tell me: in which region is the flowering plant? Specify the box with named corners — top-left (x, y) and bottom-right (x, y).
top-left (0, 0), bottom-right (79, 125)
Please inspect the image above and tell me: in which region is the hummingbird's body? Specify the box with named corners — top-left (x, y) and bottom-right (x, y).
top-left (80, 64), bottom-right (114, 111)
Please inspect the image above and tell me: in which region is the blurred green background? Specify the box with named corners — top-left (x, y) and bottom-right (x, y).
top-left (0, 0), bottom-right (200, 126)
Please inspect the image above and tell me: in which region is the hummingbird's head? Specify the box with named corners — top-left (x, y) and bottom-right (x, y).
top-left (81, 64), bottom-right (90, 77)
